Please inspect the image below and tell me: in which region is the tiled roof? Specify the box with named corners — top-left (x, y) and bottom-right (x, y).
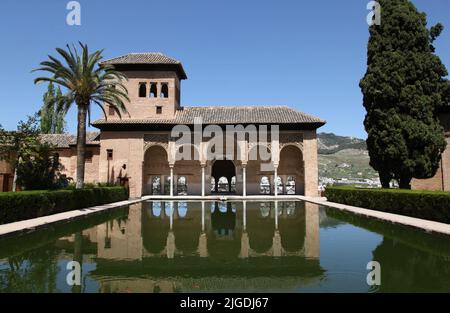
top-left (40, 132), bottom-right (100, 148)
top-left (101, 52), bottom-right (182, 65)
top-left (100, 52), bottom-right (187, 79)
top-left (92, 106), bottom-right (325, 126)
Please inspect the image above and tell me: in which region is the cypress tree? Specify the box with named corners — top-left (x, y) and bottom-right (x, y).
top-left (360, 0), bottom-right (450, 189)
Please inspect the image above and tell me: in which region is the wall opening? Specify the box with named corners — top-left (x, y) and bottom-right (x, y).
top-left (139, 83), bottom-right (147, 98)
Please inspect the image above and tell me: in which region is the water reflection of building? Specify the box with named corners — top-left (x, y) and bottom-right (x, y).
top-left (67, 201), bottom-right (322, 292)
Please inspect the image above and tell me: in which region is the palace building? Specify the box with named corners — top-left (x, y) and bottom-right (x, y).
top-left (1, 53), bottom-right (326, 198)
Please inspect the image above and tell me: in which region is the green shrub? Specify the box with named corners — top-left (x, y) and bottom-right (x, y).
top-left (0, 187), bottom-right (128, 225)
top-left (324, 186), bottom-right (450, 224)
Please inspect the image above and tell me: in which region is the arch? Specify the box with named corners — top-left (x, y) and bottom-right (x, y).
top-left (151, 176), bottom-right (161, 195)
top-left (177, 176), bottom-right (187, 195)
top-left (149, 83), bottom-right (157, 98)
top-left (286, 176), bottom-right (296, 195)
top-left (160, 83), bottom-right (169, 98)
top-left (142, 201), bottom-right (170, 254)
top-left (139, 83), bottom-right (147, 98)
top-left (143, 145), bottom-right (170, 195)
top-left (173, 202), bottom-right (202, 254)
top-left (246, 202), bottom-right (274, 253)
top-left (274, 176), bottom-right (284, 195)
top-left (246, 144), bottom-right (274, 195)
top-left (260, 176), bottom-right (271, 195)
top-left (177, 201), bottom-right (188, 218)
top-left (278, 145), bottom-right (305, 195)
top-left (230, 176), bottom-right (236, 193)
top-left (217, 177), bottom-right (229, 193)
top-left (149, 201), bottom-right (162, 217)
top-left (173, 144), bottom-right (201, 195)
top-left (278, 202), bottom-right (306, 252)
top-left (211, 160), bottom-right (236, 194)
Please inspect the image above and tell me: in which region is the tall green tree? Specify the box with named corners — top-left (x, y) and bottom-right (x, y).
top-left (33, 43), bottom-right (129, 189)
top-left (360, 0), bottom-right (450, 189)
top-left (40, 82), bottom-right (65, 134)
top-left (0, 115), bottom-right (41, 192)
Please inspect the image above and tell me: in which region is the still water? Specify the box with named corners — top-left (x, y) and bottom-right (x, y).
top-left (0, 200), bottom-right (449, 293)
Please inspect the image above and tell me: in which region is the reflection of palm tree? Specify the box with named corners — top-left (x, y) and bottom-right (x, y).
top-left (72, 232), bottom-right (83, 293)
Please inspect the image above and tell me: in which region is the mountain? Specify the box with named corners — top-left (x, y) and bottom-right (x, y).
top-left (317, 132), bottom-right (367, 154)
top-left (317, 133), bottom-right (379, 182)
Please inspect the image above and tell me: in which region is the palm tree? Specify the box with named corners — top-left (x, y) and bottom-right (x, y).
top-left (33, 43), bottom-right (129, 189)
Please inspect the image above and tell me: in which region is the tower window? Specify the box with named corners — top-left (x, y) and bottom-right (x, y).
top-left (156, 106), bottom-right (162, 114)
top-left (160, 83), bottom-right (169, 98)
top-left (150, 83), bottom-right (157, 98)
top-left (139, 83), bottom-right (147, 98)
top-left (107, 149), bottom-right (113, 160)
top-left (108, 106), bottom-right (115, 116)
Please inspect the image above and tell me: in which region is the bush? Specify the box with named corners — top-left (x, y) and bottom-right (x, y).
top-left (0, 187), bottom-right (129, 225)
top-left (324, 186), bottom-right (450, 224)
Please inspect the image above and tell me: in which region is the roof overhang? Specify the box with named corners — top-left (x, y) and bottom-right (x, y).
top-left (101, 63), bottom-right (188, 80)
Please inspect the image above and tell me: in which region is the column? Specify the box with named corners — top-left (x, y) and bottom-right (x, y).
top-left (304, 202), bottom-right (320, 259)
top-left (243, 201), bottom-right (247, 231)
top-left (274, 166), bottom-right (278, 197)
top-left (201, 165), bottom-right (206, 197)
top-left (242, 165), bottom-right (247, 197)
top-left (274, 201), bottom-right (279, 229)
top-left (201, 201), bottom-right (205, 232)
top-left (169, 166), bottom-right (174, 197)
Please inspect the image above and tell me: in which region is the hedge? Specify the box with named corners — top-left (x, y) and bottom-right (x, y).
top-left (0, 187), bottom-right (129, 225)
top-left (324, 186), bottom-right (450, 224)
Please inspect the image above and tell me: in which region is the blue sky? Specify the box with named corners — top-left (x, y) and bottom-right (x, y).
top-left (0, 0), bottom-right (448, 138)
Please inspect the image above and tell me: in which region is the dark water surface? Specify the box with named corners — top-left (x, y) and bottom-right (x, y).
top-left (0, 201), bottom-right (449, 293)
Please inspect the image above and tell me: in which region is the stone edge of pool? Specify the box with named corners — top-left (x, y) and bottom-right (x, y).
top-left (0, 195), bottom-right (449, 239)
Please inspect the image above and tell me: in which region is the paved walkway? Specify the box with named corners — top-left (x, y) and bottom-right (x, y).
top-left (301, 196), bottom-right (450, 236)
top-left (1, 195), bottom-right (449, 238)
top-left (0, 198), bottom-right (142, 239)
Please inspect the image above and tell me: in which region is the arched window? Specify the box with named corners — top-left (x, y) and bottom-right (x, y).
top-left (160, 83), bottom-right (169, 98)
top-left (177, 201), bottom-right (188, 218)
top-left (150, 83), bottom-right (157, 98)
top-left (152, 176), bottom-right (161, 195)
top-left (259, 202), bottom-right (271, 217)
top-left (230, 176), bottom-right (236, 193)
top-left (285, 202), bottom-right (296, 216)
top-left (217, 177), bottom-right (228, 193)
top-left (260, 176), bottom-right (270, 194)
top-left (274, 176), bottom-right (283, 195)
top-left (139, 83), bottom-right (147, 98)
top-left (286, 176), bottom-right (296, 195)
top-left (165, 202), bottom-right (173, 216)
top-left (177, 176), bottom-right (188, 195)
top-left (164, 176), bottom-right (172, 195)
top-left (151, 201), bottom-right (162, 217)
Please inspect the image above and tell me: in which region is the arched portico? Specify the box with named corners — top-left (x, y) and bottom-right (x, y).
top-left (211, 160), bottom-right (236, 194)
top-left (278, 145), bottom-right (305, 195)
top-left (143, 145), bottom-right (170, 195)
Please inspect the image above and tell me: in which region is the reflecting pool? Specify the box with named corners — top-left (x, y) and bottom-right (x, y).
top-left (0, 201), bottom-right (449, 293)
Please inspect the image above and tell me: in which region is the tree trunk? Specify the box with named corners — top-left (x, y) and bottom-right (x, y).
top-left (399, 176), bottom-right (412, 189)
top-left (379, 171), bottom-right (391, 189)
top-left (12, 167), bottom-right (18, 192)
top-left (76, 105), bottom-right (87, 189)
top-left (12, 156), bottom-right (22, 192)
